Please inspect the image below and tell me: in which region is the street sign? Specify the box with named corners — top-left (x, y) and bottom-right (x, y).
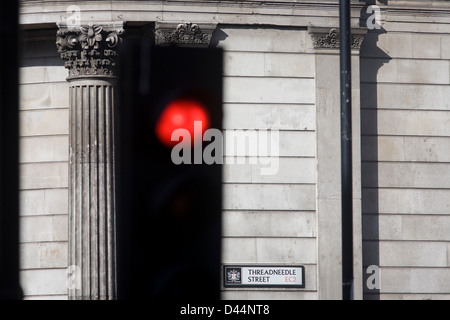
top-left (223, 265), bottom-right (305, 288)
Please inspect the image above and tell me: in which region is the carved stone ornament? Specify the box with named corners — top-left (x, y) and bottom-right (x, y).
top-left (309, 27), bottom-right (366, 49)
top-left (155, 22), bottom-right (216, 47)
top-left (56, 21), bottom-right (125, 78)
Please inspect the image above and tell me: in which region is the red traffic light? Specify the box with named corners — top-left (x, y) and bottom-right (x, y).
top-left (155, 98), bottom-right (210, 148)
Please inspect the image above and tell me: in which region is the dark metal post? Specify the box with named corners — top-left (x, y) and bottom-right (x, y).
top-left (339, 0), bottom-right (354, 300)
top-left (0, 2), bottom-right (23, 299)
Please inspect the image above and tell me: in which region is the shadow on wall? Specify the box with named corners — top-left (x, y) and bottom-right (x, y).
top-left (19, 28), bottom-right (64, 68)
top-left (359, 0), bottom-right (391, 300)
top-left (210, 27), bottom-right (229, 48)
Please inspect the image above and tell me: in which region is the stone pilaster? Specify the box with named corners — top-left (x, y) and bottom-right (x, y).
top-left (57, 21), bottom-right (124, 300)
top-left (308, 26), bottom-right (366, 300)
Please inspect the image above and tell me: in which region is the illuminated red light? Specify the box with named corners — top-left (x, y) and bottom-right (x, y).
top-left (155, 98), bottom-right (210, 148)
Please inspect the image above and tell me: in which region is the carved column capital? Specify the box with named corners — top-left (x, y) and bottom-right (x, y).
top-left (155, 22), bottom-right (216, 47)
top-left (308, 27), bottom-right (367, 50)
top-left (56, 21), bottom-right (125, 79)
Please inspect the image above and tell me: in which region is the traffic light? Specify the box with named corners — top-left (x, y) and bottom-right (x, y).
top-left (116, 40), bottom-right (223, 301)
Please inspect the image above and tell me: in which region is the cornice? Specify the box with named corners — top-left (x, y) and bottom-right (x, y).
top-left (20, 1), bottom-right (364, 29)
top-left (20, 0), bottom-right (450, 24)
top-left (386, 1), bottom-right (450, 13)
top-left (20, 1), bottom-right (363, 8)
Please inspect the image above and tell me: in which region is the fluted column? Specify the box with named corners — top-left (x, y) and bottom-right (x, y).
top-left (57, 22), bottom-right (124, 300)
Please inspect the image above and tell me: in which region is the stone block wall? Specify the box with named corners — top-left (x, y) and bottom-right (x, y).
top-left (18, 36), bottom-right (69, 299)
top-left (16, 0), bottom-right (450, 300)
top-left (361, 1), bottom-right (450, 299)
top-left (219, 26), bottom-right (318, 299)
top-left (17, 25), bottom-right (320, 300)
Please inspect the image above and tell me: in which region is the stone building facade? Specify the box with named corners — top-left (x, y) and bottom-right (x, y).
top-left (17, 0), bottom-right (450, 300)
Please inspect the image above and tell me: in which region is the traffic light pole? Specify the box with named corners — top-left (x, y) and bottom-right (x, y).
top-left (339, 0), bottom-right (354, 300)
top-left (0, 2), bottom-right (23, 299)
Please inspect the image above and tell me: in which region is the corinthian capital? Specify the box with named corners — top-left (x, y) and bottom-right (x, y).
top-left (56, 21), bottom-right (125, 79)
top-left (308, 27), bottom-right (367, 50)
top-left (155, 22), bottom-right (216, 47)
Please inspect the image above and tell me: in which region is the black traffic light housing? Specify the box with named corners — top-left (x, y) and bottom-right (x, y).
top-left (116, 40), bottom-right (223, 300)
